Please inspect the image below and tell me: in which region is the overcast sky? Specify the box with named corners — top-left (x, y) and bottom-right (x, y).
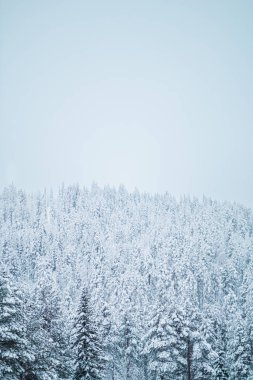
top-left (0, 0), bottom-right (253, 207)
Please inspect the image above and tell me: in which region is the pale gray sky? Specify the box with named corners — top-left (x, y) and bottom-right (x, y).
top-left (0, 0), bottom-right (253, 207)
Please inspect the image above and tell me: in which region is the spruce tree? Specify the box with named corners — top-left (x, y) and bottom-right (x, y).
top-left (0, 269), bottom-right (31, 380)
top-left (118, 312), bottom-right (142, 379)
top-left (73, 288), bottom-right (105, 380)
top-left (24, 280), bottom-right (72, 380)
top-left (143, 304), bottom-right (174, 380)
top-left (212, 320), bottom-right (229, 380)
top-left (227, 313), bottom-right (252, 380)
top-left (98, 303), bottom-right (120, 379)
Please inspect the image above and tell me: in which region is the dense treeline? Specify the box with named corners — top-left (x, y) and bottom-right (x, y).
top-left (0, 184), bottom-right (253, 379)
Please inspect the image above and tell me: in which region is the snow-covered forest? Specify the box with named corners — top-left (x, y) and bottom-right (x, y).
top-left (0, 184), bottom-right (253, 379)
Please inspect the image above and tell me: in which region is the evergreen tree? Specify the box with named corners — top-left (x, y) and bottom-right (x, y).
top-left (98, 303), bottom-right (120, 380)
top-left (118, 312), bottom-right (142, 379)
top-left (23, 288), bottom-right (57, 380)
top-left (211, 319), bottom-right (229, 380)
top-left (179, 304), bottom-right (215, 380)
top-left (24, 280), bottom-right (73, 380)
top-left (73, 288), bottom-right (105, 380)
top-left (143, 304), bottom-right (174, 380)
top-left (37, 281), bottom-right (72, 379)
top-left (227, 313), bottom-right (252, 380)
top-left (0, 269), bottom-right (32, 380)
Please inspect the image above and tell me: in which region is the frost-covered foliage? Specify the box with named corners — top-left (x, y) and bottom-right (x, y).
top-left (0, 268), bottom-right (32, 379)
top-left (0, 184), bottom-right (253, 379)
top-left (73, 288), bottom-right (105, 380)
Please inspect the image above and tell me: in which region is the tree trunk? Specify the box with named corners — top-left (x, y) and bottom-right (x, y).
top-left (143, 355), bottom-right (149, 380)
top-left (187, 337), bottom-right (192, 380)
top-left (126, 357), bottom-right (131, 380)
top-left (112, 362), bottom-right (115, 380)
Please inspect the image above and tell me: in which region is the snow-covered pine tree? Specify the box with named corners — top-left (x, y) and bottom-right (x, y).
top-left (23, 287), bottom-right (58, 380)
top-left (143, 304), bottom-right (174, 380)
top-left (72, 288), bottom-right (105, 380)
top-left (118, 311), bottom-right (142, 379)
top-left (97, 302), bottom-right (121, 380)
top-left (36, 280), bottom-right (73, 379)
top-left (173, 303), bottom-right (216, 380)
top-left (0, 268), bottom-right (32, 380)
top-left (214, 322), bottom-right (229, 380)
top-left (227, 312), bottom-right (252, 380)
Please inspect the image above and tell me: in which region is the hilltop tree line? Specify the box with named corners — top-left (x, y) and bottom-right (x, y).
top-left (0, 184), bottom-right (253, 379)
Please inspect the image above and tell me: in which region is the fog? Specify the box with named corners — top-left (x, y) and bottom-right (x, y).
top-left (1, 0), bottom-right (253, 207)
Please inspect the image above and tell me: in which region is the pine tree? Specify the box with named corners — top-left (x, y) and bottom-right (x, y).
top-left (24, 280), bottom-right (73, 380)
top-left (227, 313), bottom-right (252, 380)
top-left (144, 302), bottom-right (215, 380)
top-left (179, 304), bottom-right (216, 380)
top-left (37, 281), bottom-right (72, 379)
top-left (0, 269), bottom-right (32, 380)
top-left (23, 288), bottom-right (57, 380)
top-left (97, 303), bottom-right (120, 380)
top-left (73, 288), bottom-right (105, 380)
top-left (143, 304), bottom-right (174, 380)
top-left (211, 319), bottom-right (229, 380)
top-left (118, 312), bottom-right (142, 379)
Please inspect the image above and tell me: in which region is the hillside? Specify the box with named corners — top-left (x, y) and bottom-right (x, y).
top-left (0, 184), bottom-right (253, 379)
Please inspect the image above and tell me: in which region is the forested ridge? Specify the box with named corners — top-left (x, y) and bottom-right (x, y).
top-left (0, 184), bottom-right (253, 379)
